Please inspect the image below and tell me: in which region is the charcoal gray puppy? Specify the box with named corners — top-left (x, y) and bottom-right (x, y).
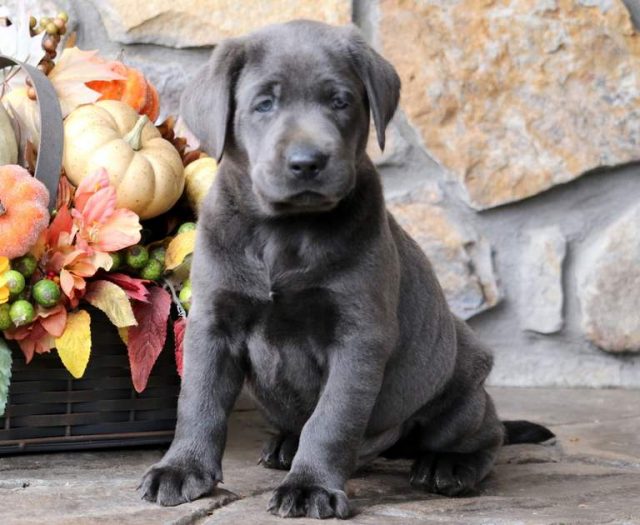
top-left (139, 20), bottom-right (553, 519)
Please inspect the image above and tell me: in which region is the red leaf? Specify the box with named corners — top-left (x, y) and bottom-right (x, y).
top-left (103, 273), bottom-right (150, 302)
top-left (127, 286), bottom-right (171, 393)
top-left (173, 317), bottom-right (186, 378)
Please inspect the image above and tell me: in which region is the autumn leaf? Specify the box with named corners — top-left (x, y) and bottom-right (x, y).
top-left (165, 230), bottom-right (196, 270)
top-left (48, 47), bottom-right (125, 116)
top-left (55, 310), bottom-right (92, 379)
top-left (103, 273), bottom-right (150, 302)
top-left (0, 338), bottom-right (11, 417)
top-left (85, 280), bottom-right (137, 328)
top-left (173, 317), bottom-right (186, 378)
top-left (118, 327), bottom-right (129, 345)
top-left (127, 286), bottom-right (171, 393)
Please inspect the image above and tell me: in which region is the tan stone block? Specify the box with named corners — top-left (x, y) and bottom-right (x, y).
top-left (388, 186), bottom-right (501, 319)
top-left (577, 202), bottom-right (640, 352)
top-left (88, 0), bottom-right (352, 47)
top-left (378, 0), bottom-right (640, 209)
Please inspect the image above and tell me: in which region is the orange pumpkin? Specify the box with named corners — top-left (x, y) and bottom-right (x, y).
top-left (87, 62), bottom-right (160, 122)
top-left (0, 165), bottom-right (50, 259)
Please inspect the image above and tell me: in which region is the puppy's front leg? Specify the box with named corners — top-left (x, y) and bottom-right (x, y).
top-left (139, 308), bottom-right (244, 506)
top-left (268, 340), bottom-right (387, 519)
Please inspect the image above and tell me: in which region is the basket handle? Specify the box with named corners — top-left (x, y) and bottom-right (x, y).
top-left (0, 54), bottom-right (63, 212)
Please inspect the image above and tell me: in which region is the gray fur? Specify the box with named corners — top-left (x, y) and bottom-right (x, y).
top-left (139, 21), bottom-right (526, 519)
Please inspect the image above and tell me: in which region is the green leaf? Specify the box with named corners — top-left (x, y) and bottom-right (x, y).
top-left (0, 338), bottom-right (12, 417)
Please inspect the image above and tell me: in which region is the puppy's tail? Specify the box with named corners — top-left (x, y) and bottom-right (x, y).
top-left (502, 420), bottom-right (555, 445)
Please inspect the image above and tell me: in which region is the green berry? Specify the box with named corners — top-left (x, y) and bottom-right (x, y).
top-left (9, 300), bottom-right (35, 327)
top-left (150, 246), bottom-right (166, 264)
top-left (179, 284), bottom-right (192, 311)
top-left (109, 252), bottom-right (123, 271)
top-left (3, 270), bottom-right (26, 295)
top-left (177, 222), bottom-right (197, 234)
top-left (0, 303), bottom-right (12, 331)
top-left (140, 259), bottom-right (163, 281)
top-left (125, 245), bottom-right (149, 269)
top-left (32, 279), bottom-right (61, 308)
top-left (13, 254), bottom-right (38, 277)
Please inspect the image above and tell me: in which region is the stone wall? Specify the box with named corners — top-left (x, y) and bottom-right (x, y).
top-left (9, 0), bottom-right (640, 386)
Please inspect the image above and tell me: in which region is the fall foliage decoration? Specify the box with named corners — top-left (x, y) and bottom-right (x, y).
top-left (0, 165), bottom-right (50, 259)
top-left (0, 8), bottom-right (197, 411)
top-left (62, 100), bottom-right (185, 219)
top-left (87, 61), bottom-right (160, 121)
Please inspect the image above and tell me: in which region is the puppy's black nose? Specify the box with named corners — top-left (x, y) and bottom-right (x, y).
top-left (287, 145), bottom-right (328, 180)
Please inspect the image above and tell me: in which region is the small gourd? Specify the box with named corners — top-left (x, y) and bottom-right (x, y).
top-left (63, 100), bottom-right (184, 220)
top-left (184, 156), bottom-right (217, 214)
top-left (0, 165), bottom-right (50, 259)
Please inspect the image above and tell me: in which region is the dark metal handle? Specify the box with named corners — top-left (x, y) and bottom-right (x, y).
top-left (0, 55), bottom-right (63, 211)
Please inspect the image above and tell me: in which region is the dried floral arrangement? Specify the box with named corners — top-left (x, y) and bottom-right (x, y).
top-left (0, 5), bottom-right (217, 416)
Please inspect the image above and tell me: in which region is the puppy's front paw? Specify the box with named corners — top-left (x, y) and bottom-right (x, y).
top-left (268, 483), bottom-right (350, 519)
top-left (139, 457), bottom-right (221, 506)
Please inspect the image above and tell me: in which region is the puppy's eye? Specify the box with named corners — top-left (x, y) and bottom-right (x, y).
top-left (255, 98), bottom-right (274, 113)
top-left (331, 96), bottom-right (349, 110)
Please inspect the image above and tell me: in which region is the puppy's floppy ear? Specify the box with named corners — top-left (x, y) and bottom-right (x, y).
top-left (180, 38), bottom-right (245, 162)
top-left (347, 30), bottom-right (401, 151)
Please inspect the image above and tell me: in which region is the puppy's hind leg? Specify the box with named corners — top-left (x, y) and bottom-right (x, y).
top-left (409, 388), bottom-right (504, 497)
top-left (260, 433), bottom-right (299, 470)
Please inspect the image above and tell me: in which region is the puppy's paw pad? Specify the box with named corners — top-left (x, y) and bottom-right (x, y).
top-left (410, 453), bottom-right (477, 497)
top-left (268, 484), bottom-right (349, 519)
top-left (139, 462), bottom-right (220, 506)
top-left (260, 433), bottom-right (299, 470)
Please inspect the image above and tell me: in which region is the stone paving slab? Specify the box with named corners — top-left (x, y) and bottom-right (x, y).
top-left (0, 388), bottom-right (639, 524)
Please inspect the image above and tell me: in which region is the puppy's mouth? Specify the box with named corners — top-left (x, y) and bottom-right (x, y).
top-left (271, 191), bottom-right (338, 213)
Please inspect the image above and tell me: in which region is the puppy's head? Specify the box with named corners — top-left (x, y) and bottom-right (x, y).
top-left (181, 20), bottom-right (400, 216)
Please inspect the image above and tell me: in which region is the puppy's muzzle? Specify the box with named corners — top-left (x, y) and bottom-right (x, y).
top-left (286, 143), bottom-right (329, 181)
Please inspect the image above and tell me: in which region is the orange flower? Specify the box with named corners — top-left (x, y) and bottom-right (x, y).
top-left (72, 169), bottom-right (142, 253)
top-left (4, 305), bottom-right (67, 363)
top-left (47, 246), bottom-right (100, 308)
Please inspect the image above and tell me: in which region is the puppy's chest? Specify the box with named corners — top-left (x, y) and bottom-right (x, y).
top-left (213, 236), bottom-right (340, 378)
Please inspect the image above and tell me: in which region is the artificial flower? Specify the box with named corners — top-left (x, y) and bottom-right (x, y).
top-left (72, 169), bottom-right (142, 253)
top-left (47, 246), bottom-right (99, 308)
top-left (4, 304), bottom-right (67, 362)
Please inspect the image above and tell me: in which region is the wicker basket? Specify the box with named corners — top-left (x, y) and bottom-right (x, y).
top-left (0, 56), bottom-right (180, 455)
top-left (0, 309), bottom-right (179, 455)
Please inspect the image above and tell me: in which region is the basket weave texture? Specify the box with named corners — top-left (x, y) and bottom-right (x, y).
top-left (0, 308), bottom-right (179, 455)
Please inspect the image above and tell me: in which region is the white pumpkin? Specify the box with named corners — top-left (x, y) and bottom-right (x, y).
top-left (63, 100), bottom-right (185, 219)
top-left (0, 103), bottom-right (18, 165)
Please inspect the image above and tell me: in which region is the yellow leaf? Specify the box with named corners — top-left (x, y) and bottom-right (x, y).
top-left (165, 230), bottom-right (196, 271)
top-left (48, 47), bottom-right (125, 117)
top-left (85, 280), bottom-right (137, 328)
top-left (55, 310), bottom-right (92, 379)
top-left (118, 327), bottom-right (129, 345)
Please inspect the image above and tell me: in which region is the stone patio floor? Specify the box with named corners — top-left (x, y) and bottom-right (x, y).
top-left (1, 388), bottom-right (639, 525)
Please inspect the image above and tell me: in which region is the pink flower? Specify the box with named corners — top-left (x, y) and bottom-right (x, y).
top-left (72, 169), bottom-right (142, 253)
top-left (47, 246), bottom-right (100, 308)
